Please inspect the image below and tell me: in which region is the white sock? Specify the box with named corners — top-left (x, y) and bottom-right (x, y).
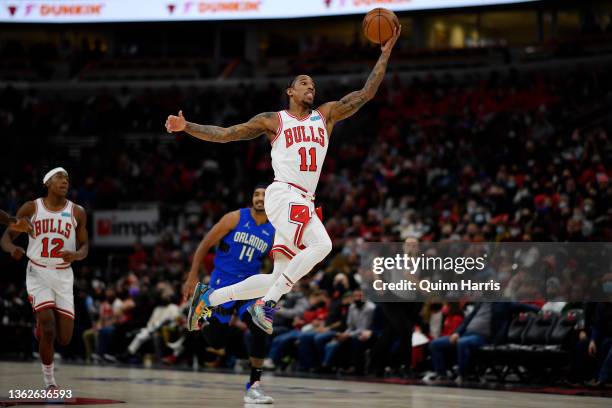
top-left (263, 273), bottom-right (295, 304)
top-left (208, 257), bottom-right (289, 306)
top-left (208, 274), bottom-right (275, 306)
top-left (263, 221), bottom-right (332, 304)
top-left (42, 363), bottom-right (56, 387)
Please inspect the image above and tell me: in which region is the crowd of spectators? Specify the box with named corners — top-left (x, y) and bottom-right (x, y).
top-left (1, 58), bottom-right (612, 387)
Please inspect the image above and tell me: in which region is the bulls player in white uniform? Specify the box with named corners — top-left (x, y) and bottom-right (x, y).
top-left (167, 27), bottom-right (401, 334)
top-left (1, 167), bottom-right (89, 389)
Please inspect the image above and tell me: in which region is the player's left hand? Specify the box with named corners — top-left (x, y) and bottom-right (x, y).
top-left (381, 24), bottom-right (402, 54)
top-left (58, 250), bottom-right (78, 263)
top-left (165, 110), bottom-right (187, 133)
top-left (182, 272), bottom-right (199, 302)
top-left (9, 217), bottom-right (34, 236)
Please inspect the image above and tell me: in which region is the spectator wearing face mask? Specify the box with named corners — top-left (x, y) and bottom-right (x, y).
top-left (427, 302), bottom-right (539, 384)
top-left (297, 274), bottom-right (351, 372)
top-left (324, 289), bottom-right (376, 375)
top-left (264, 290), bottom-right (329, 370)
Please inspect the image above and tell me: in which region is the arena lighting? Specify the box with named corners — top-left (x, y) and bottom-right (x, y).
top-left (0, 0), bottom-right (539, 23)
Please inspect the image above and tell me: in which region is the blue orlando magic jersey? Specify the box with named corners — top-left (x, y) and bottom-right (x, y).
top-left (210, 208), bottom-right (274, 290)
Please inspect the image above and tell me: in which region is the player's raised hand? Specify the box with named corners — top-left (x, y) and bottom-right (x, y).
top-left (11, 246), bottom-right (25, 261)
top-left (58, 250), bottom-right (78, 263)
top-left (381, 24), bottom-right (401, 54)
top-left (9, 217), bottom-right (34, 236)
top-left (165, 110), bottom-right (187, 133)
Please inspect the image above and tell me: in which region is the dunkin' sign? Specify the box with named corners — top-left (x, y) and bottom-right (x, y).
top-left (1, 0), bottom-right (536, 22)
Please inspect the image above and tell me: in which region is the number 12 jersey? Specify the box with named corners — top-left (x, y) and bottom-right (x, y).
top-left (27, 198), bottom-right (77, 269)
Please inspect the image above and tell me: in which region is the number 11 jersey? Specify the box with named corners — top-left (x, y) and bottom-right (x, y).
top-left (271, 109), bottom-right (330, 196)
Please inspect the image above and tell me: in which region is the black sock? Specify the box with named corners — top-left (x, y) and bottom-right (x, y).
top-left (250, 367), bottom-right (263, 385)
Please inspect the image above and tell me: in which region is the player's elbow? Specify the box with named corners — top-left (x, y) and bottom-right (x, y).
top-left (363, 89), bottom-right (377, 102)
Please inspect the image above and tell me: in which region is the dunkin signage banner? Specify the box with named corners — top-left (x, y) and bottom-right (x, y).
top-left (0, 0), bottom-right (537, 23)
top-left (93, 208), bottom-right (161, 247)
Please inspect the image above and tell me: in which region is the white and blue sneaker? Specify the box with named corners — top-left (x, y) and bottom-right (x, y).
top-left (247, 299), bottom-right (278, 335)
top-left (186, 282), bottom-right (215, 331)
top-left (244, 381), bottom-right (274, 404)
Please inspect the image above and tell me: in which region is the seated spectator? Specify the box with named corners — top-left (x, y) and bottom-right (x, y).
top-left (125, 289), bottom-right (180, 360)
top-left (415, 302), bottom-right (464, 374)
top-left (325, 289), bottom-right (376, 375)
top-left (82, 288), bottom-right (117, 362)
top-left (587, 302), bottom-right (612, 388)
top-left (264, 290), bottom-right (329, 370)
top-left (428, 302), bottom-right (539, 383)
top-left (271, 284), bottom-right (310, 338)
top-left (298, 280), bottom-right (351, 372)
top-left (128, 242), bottom-right (149, 273)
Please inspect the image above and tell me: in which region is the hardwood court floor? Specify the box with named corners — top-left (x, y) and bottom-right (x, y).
top-left (0, 361), bottom-right (610, 407)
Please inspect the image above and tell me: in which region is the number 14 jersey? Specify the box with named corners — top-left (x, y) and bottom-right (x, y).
top-left (271, 109), bottom-right (329, 196)
top-left (27, 198), bottom-right (77, 269)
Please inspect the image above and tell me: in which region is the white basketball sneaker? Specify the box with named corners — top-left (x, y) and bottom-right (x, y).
top-left (244, 381), bottom-right (274, 404)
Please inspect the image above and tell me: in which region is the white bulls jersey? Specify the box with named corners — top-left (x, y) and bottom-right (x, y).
top-left (27, 198), bottom-right (78, 269)
top-left (271, 109), bottom-right (329, 195)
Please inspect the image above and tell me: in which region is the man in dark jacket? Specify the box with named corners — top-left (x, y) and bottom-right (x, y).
top-left (588, 302), bottom-right (612, 387)
top-left (428, 302), bottom-right (539, 382)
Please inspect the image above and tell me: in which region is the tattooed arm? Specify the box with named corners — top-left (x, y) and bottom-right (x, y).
top-left (0, 210), bottom-right (15, 226)
top-left (165, 110), bottom-right (278, 143)
top-left (319, 25), bottom-right (401, 130)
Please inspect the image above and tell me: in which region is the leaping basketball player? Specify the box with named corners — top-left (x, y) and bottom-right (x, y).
top-left (183, 184), bottom-right (275, 404)
top-left (166, 26), bottom-right (401, 336)
top-left (1, 168), bottom-right (89, 390)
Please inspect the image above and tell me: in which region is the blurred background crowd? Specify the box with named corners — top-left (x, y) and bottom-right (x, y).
top-left (1, 0), bottom-right (612, 389)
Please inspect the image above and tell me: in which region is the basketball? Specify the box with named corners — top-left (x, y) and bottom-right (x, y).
top-left (362, 8), bottom-right (399, 44)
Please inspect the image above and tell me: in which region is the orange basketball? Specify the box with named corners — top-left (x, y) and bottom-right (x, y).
top-left (362, 8), bottom-right (399, 45)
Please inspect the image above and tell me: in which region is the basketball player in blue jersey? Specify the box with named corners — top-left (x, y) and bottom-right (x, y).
top-left (183, 184), bottom-right (275, 404)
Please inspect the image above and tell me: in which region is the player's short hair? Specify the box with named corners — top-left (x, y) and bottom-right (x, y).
top-left (254, 183), bottom-right (268, 192)
top-left (286, 75), bottom-right (300, 90)
top-left (286, 76), bottom-right (299, 104)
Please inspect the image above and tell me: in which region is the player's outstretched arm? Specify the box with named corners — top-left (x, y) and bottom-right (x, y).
top-left (1, 201), bottom-right (35, 260)
top-left (1, 209), bottom-right (34, 234)
top-left (182, 210), bottom-right (240, 301)
top-left (319, 25), bottom-right (401, 127)
top-left (58, 205), bottom-right (89, 264)
top-left (0, 210), bottom-right (14, 226)
top-left (165, 110), bottom-right (278, 143)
